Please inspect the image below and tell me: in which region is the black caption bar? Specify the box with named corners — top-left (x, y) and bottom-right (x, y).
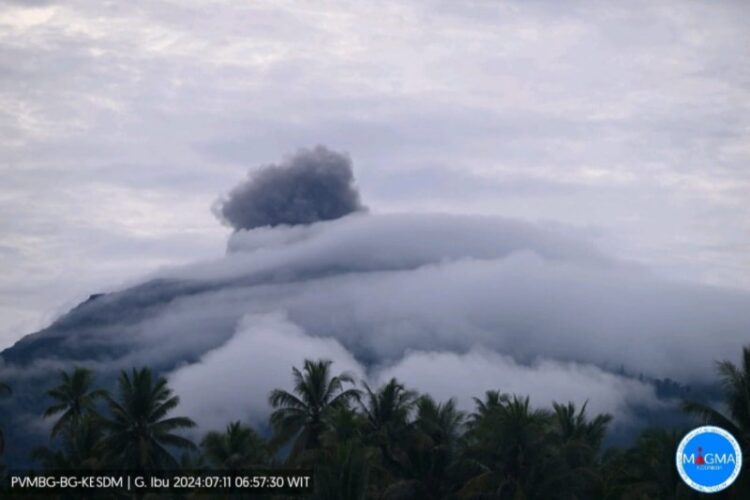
top-left (3, 469), bottom-right (314, 494)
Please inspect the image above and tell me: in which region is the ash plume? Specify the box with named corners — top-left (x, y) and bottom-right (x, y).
top-left (214, 146), bottom-right (365, 231)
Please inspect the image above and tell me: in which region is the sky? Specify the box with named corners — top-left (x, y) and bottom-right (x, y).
top-left (1, 0), bottom-right (749, 350)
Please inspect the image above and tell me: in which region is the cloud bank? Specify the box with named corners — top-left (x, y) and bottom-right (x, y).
top-left (3, 148), bottom-right (750, 457)
top-left (170, 312), bottom-right (661, 435)
top-left (4, 211), bottom-right (748, 440)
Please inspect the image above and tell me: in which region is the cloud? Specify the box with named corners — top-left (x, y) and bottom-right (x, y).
top-left (7, 211), bottom-right (749, 388)
top-left (213, 146), bottom-right (364, 231)
top-left (3, 206), bottom-right (750, 465)
top-left (2, 0), bottom-right (750, 346)
top-left (375, 348), bottom-right (661, 429)
top-left (168, 311), bottom-right (660, 435)
top-left (169, 312), bottom-right (364, 433)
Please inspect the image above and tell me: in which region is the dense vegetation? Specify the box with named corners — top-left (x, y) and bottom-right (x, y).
top-left (1, 347), bottom-right (749, 499)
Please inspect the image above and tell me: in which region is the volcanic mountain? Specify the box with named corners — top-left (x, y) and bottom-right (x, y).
top-left (2, 147), bottom-right (748, 466)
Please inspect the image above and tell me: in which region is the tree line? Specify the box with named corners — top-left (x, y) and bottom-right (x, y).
top-left (0, 346), bottom-right (749, 499)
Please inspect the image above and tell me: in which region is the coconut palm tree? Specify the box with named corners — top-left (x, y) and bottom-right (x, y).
top-left (383, 396), bottom-right (465, 499)
top-left (101, 367), bottom-right (196, 470)
top-left (0, 381), bottom-right (10, 455)
top-left (201, 421), bottom-right (270, 470)
top-left (682, 346), bottom-right (750, 443)
top-left (32, 413), bottom-right (105, 470)
top-left (552, 401), bottom-right (612, 497)
top-left (360, 378), bottom-right (417, 435)
top-left (461, 394), bottom-right (561, 499)
top-left (414, 396), bottom-right (465, 448)
top-left (43, 367), bottom-right (107, 438)
top-left (268, 359), bottom-right (360, 460)
top-left (682, 344), bottom-right (750, 496)
top-left (314, 440), bottom-right (373, 500)
top-left (468, 390), bottom-right (508, 425)
top-left (609, 428), bottom-right (699, 500)
top-left (359, 378), bottom-right (417, 474)
top-left (553, 401), bottom-right (611, 450)
top-left (322, 405), bottom-right (367, 446)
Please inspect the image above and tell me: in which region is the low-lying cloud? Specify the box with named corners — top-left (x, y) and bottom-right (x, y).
top-left (169, 312), bottom-right (661, 434)
top-left (170, 312), bottom-right (365, 433)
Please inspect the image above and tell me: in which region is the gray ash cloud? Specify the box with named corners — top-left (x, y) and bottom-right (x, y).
top-left (214, 146), bottom-right (365, 231)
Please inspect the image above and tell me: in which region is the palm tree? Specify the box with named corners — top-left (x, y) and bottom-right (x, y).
top-left (359, 378), bottom-right (417, 475)
top-left (43, 367), bottom-right (107, 438)
top-left (32, 413), bottom-right (105, 470)
top-left (384, 396), bottom-right (465, 499)
top-left (201, 421), bottom-right (270, 470)
top-left (321, 405), bottom-right (367, 446)
top-left (414, 396), bottom-right (465, 448)
top-left (682, 345), bottom-right (750, 496)
top-left (315, 440), bottom-right (374, 500)
top-left (683, 346), bottom-right (750, 442)
top-left (356, 379), bottom-right (418, 490)
top-left (552, 401), bottom-right (612, 498)
top-left (0, 381), bottom-right (10, 455)
top-left (461, 394), bottom-right (560, 499)
top-left (468, 390), bottom-right (508, 424)
top-left (101, 367), bottom-right (196, 470)
top-left (608, 428), bottom-right (698, 500)
top-left (360, 378), bottom-right (418, 435)
top-left (553, 401), bottom-right (611, 450)
top-left (269, 359), bottom-right (360, 460)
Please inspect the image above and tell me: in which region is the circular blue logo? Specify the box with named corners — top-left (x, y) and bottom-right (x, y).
top-left (676, 426), bottom-right (742, 493)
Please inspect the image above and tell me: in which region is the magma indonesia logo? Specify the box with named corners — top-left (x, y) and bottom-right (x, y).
top-left (676, 426), bottom-right (743, 493)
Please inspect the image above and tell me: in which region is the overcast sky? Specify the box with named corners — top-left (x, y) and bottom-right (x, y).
top-left (1, 0), bottom-right (749, 349)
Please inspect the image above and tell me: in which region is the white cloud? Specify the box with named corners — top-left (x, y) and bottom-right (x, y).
top-left (10, 213), bottom-right (743, 388)
top-left (169, 311), bottom-right (364, 432)
top-left (169, 311), bottom-right (661, 435)
top-left (375, 348), bottom-right (661, 428)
